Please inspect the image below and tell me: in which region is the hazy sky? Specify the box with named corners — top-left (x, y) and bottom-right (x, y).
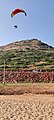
top-left (0, 0), bottom-right (54, 47)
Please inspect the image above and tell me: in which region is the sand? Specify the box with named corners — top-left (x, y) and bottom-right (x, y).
top-left (0, 94), bottom-right (54, 120)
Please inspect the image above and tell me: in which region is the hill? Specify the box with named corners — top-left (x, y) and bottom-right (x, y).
top-left (0, 39), bottom-right (54, 71)
top-left (0, 39), bottom-right (53, 51)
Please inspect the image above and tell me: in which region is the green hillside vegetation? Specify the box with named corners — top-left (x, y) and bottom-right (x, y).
top-left (0, 49), bottom-right (54, 71)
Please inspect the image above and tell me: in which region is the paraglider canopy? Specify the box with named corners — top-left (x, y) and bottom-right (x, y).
top-left (11, 8), bottom-right (27, 17)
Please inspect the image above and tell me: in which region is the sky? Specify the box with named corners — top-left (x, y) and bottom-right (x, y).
top-left (0, 0), bottom-right (54, 47)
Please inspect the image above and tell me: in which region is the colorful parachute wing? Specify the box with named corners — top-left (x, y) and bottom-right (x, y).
top-left (11, 8), bottom-right (27, 17)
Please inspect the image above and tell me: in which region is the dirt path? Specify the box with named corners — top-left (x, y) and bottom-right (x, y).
top-left (0, 83), bottom-right (54, 95)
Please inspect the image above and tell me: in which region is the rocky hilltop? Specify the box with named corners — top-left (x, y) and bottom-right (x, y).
top-left (0, 39), bottom-right (53, 51)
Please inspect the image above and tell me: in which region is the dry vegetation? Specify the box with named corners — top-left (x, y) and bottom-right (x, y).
top-left (0, 71), bottom-right (54, 83)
